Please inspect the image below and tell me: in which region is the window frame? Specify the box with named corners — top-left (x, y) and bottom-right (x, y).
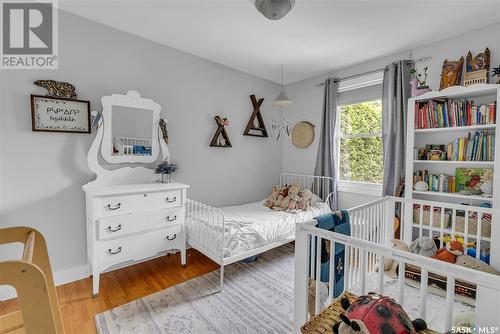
top-left (335, 73), bottom-right (384, 196)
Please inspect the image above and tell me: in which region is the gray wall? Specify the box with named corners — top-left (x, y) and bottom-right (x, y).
top-left (282, 23), bottom-right (500, 209)
top-left (0, 11), bottom-right (282, 280)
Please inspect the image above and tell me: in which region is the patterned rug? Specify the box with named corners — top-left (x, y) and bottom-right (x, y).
top-left (95, 244), bottom-right (295, 334)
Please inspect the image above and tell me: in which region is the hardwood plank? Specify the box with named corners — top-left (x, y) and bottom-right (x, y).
top-left (0, 249), bottom-right (218, 334)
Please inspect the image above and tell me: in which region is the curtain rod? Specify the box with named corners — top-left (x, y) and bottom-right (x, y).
top-left (315, 56), bottom-right (432, 87)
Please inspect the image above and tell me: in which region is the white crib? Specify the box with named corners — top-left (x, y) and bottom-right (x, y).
top-left (294, 196), bottom-right (500, 333)
top-left (186, 173), bottom-right (334, 290)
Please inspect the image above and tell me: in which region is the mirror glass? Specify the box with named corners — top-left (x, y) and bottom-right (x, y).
top-left (111, 105), bottom-right (153, 157)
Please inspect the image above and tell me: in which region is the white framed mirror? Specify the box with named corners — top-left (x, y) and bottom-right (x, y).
top-left (101, 91), bottom-right (161, 164)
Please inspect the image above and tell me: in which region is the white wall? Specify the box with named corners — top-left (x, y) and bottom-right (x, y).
top-left (282, 23), bottom-right (500, 209)
top-left (0, 11), bottom-right (282, 293)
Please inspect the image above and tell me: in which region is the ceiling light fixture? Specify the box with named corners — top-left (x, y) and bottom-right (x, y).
top-left (271, 65), bottom-right (292, 140)
top-left (255, 0), bottom-right (295, 20)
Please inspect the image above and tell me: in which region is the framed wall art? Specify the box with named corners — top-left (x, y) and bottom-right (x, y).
top-left (31, 95), bottom-right (91, 133)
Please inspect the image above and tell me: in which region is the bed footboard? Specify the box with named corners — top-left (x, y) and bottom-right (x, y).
top-left (186, 199), bottom-right (225, 265)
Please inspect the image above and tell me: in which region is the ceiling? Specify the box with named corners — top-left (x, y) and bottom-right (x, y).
top-left (60, 0), bottom-right (500, 84)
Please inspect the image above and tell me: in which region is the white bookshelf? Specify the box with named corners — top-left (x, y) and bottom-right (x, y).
top-left (405, 84), bottom-right (500, 209)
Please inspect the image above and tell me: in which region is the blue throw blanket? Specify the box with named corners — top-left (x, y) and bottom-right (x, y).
top-left (312, 210), bottom-right (350, 298)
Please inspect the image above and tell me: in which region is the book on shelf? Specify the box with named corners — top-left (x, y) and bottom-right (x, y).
top-left (415, 99), bottom-right (496, 129)
top-left (415, 131), bottom-right (495, 162)
top-left (413, 169), bottom-right (456, 193)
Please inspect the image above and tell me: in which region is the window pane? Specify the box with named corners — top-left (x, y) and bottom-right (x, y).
top-left (340, 100), bottom-right (382, 135)
top-left (339, 136), bottom-right (383, 183)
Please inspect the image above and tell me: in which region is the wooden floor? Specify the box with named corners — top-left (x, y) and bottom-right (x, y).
top-left (0, 249), bottom-right (219, 334)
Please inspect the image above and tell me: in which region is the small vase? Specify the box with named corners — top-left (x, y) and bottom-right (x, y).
top-left (161, 174), bottom-right (169, 184)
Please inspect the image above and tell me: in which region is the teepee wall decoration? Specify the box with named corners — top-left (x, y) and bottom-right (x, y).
top-left (243, 95), bottom-right (268, 138)
top-left (210, 116), bottom-right (232, 148)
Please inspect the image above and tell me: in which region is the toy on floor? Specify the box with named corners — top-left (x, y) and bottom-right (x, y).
top-left (432, 240), bottom-right (464, 263)
top-left (455, 254), bottom-right (500, 275)
top-left (332, 293), bottom-right (427, 334)
top-left (383, 239), bottom-right (410, 278)
top-left (453, 311), bottom-right (475, 329)
top-left (410, 236), bottom-right (437, 257)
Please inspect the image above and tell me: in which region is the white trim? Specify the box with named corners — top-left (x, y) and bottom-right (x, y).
top-left (338, 71), bottom-right (384, 93)
top-left (337, 180), bottom-right (382, 196)
top-left (0, 264), bottom-right (88, 301)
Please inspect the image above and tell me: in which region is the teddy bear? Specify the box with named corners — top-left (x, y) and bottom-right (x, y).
top-left (432, 240), bottom-right (463, 263)
top-left (272, 185), bottom-right (289, 210)
top-left (297, 189), bottom-right (314, 211)
top-left (455, 254), bottom-right (500, 275)
top-left (382, 239), bottom-right (411, 278)
top-left (279, 184), bottom-right (300, 210)
top-left (264, 185), bottom-right (282, 209)
top-left (409, 236), bottom-right (437, 257)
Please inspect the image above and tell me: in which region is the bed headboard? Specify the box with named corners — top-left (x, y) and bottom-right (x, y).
top-left (279, 173), bottom-right (333, 203)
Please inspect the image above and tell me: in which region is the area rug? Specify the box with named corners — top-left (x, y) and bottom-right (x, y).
top-left (95, 244), bottom-right (294, 334)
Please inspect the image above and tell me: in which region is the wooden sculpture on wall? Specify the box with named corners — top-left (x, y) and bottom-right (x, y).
top-left (439, 57), bottom-right (464, 90)
top-left (243, 95), bottom-right (268, 138)
top-left (464, 48), bottom-right (490, 86)
top-left (210, 116), bottom-right (232, 148)
top-left (34, 80), bottom-right (77, 99)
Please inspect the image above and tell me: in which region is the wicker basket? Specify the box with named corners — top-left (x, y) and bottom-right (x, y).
top-left (301, 291), bottom-right (437, 334)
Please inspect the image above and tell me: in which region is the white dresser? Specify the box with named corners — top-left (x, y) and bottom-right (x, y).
top-left (84, 183), bottom-right (189, 295)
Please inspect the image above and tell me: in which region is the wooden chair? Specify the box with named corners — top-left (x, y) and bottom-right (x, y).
top-left (0, 227), bottom-right (64, 334)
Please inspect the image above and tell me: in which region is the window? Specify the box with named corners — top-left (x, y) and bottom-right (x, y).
top-left (338, 100), bottom-right (383, 184)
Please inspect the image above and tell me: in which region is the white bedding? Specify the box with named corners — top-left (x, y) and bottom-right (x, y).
top-left (221, 200), bottom-right (331, 258)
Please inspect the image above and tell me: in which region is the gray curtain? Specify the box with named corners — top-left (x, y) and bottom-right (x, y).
top-left (314, 78), bottom-right (339, 210)
top-left (382, 60), bottom-right (412, 196)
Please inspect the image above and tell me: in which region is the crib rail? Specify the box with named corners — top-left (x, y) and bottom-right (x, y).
top-left (186, 199), bottom-right (225, 265)
top-left (280, 173), bottom-right (333, 203)
top-left (294, 196), bottom-right (500, 333)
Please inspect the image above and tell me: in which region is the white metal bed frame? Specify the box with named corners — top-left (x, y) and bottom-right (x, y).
top-left (186, 173), bottom-right (334, 290)
top-left (294, 196), bottom-right (500, 333)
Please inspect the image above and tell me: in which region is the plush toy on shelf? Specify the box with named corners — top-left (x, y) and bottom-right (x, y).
top-left (410, 236), bottom-right (437, 257)
top-left (332, 293), bottom-right (427, 334)
top-left (432, 240), bottom-right (464, 263)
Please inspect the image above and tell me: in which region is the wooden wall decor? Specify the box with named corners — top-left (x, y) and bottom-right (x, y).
top-left (243, 95), bottom-right (268, 138)
top-left (439, 57), bottom-right (464, 90)
top-left (464, 48), bottom-right (490, 86)
top-left (210, 116), bottom-right (232, 148)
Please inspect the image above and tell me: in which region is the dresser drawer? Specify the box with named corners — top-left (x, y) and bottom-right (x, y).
top-left (98, 190), bottom-right (181, 217)
top-left (99, 224), bottom-right (183, 268)
top-left (98, 207), bottom-right (185, 240)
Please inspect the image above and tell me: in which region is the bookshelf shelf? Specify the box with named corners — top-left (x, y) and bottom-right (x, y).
top-left (413, 160), bottom-right (494, 167)
top-left (414, 124), bottom-right (496, 134)
top-left (412, 190), bottom-right (492, 202)
top-left (407, 84), bottom-right (499, 210)
top-left (411, 223), bottom-right (491, 242)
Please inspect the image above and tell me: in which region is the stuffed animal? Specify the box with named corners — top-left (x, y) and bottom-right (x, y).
top-left (280, 184), bottom-right (300, 210)
top-left (332, 293), bottom-right (427, 334)
top-left (453, 311), bottom-right (475, 329)
top-left (272, 185), bottom-right (289, 210)
top-left (382, 239), bottom-right (411, 278)
top-left (297, 189), bottom-right (313, 211)
top-left (432, 240), bottom-right (464, 263)
top-left (455, 254), bottom-right (500, 275)
top-left (410, 236), bottom-right (437, 257)
top-left (308, 279), bottom-right (329, 317)
top-left (264, 185), bottom-right (282, 209)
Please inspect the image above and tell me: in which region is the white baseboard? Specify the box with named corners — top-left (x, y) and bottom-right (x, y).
top-left (0, 264), bottom-right (89, 301)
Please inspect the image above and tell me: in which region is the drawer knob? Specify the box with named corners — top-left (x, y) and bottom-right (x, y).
top-left (106, 224), bottom-right (122, 233)
top-left (108, 247), bottom-right (122, 255)
top-left (165, 234), bottom-right (177, 241)
top-left (165, 215), bottom-right (177, 222)
top-left (106, 203), bottom-right (122, 211)
top-left (165, 196), bottom-right (177, 203)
